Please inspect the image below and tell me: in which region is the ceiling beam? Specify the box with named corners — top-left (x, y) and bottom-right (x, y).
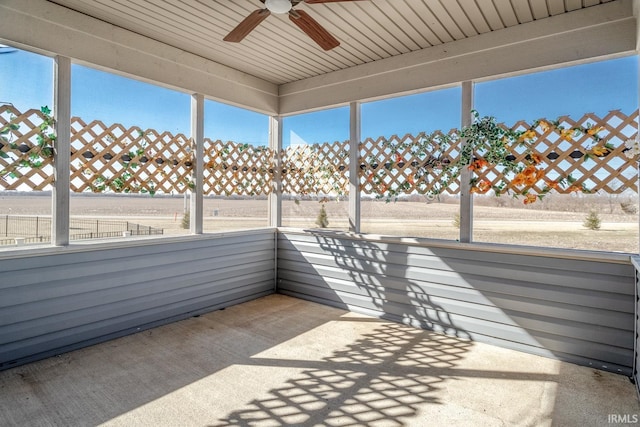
top-left (279, 0), bottom-right (636, 115)
top-left (0, 0), bottom-right (279, 115)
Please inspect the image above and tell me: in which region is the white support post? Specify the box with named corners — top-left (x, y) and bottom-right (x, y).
top-left (190, 93), bottom-right (204, 234)
top-left (459, 81), bottom-right (474, 243)
top-left (349, 102), bottom-right (361, 233)
top-left (268, 116), bottom-right (282, 228)
top-left (635, 0), bottom-right (640, 51)
top-left (52, 56), bottom-right (71, 246)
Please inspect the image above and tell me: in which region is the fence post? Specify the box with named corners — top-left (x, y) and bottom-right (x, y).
top-left (5, 215), bottom-right (8, 237)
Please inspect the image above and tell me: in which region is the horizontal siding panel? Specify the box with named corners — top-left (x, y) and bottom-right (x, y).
top-left (1, 281), bottom-right (274, 361)
top-left (2, 271), bottom-right (274, 341)
top-left (279, 278), bottom-right (631, 351)
top-left (1, 233), bottom-right (275, 288)
top-left (278, 257), bottom-right (631, 313)
top-left (279, 236), bottom-right (632, 293)
top-left (1, 260), bottom-right (274, 324)
top-left (0, 231), bottom-right (276, 369)
top-left (278, 266), bottom-right (632, 332)
top-left (1, 230), bottom-right (274, 268)
top-left (0, 247), bottom-right (273, 307)
top-left (2, 286), bottom-right (274, 367)
top-left (278, 231), bottom-right (635, 374)
top-left (278, 245), bottom-right (631, 299)
top-left (280, 232), bottom-right (633, 276)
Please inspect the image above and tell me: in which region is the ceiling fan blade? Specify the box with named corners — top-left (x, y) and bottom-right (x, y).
top-left (289, 10), bottom-right (339, 51)
top-left (223, 9), bottom-right (270, 42)
top-left (304, 0), bottom-right (369, 3)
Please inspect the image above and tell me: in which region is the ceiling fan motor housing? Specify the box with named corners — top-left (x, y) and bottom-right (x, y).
top-left (265, 0), bottom-right (292, 14)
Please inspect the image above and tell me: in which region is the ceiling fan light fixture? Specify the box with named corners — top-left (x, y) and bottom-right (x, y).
top-left (265, 0), bottom-right (291, 14)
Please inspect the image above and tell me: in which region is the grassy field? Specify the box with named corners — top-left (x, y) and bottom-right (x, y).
top-left (1, 192), bottom-right (637, 253)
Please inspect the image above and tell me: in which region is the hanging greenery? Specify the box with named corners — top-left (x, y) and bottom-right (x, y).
top-left (0, 106), bottom-right (56, 179)
top-left (0, 106), bottom-right (630, 203)
top-left (370, 110), bottom-right (609, 204)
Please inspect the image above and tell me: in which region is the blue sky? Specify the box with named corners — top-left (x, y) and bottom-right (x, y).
top-left (1, 46), bottom-right (637, 147)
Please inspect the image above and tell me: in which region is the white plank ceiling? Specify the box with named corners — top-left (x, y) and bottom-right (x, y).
top-left (47, 0), bottom-right (615, 85)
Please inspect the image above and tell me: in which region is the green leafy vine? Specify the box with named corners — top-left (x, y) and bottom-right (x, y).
top-left (0, 106), bottom-right (56, 179)
top-left (371, 110), bottom-right (607, 204)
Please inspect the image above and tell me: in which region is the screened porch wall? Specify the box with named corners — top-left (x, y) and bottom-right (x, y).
top-left (1, 228), bottom-right (635, 376)
top-left (277, 229), bottom-right (635, 375)
top-left (0, 229), bottom-right (276, 370)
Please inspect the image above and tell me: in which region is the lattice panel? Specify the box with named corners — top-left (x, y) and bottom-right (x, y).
top-left (281, 141), bottom-right (349, 196)
top-left (203, 139), bottom-right (272, 196)
top-left (0, 106), bottom-right (54, 191)
top-left (70, 118), bottom-right (193, 194)
top-left (474, 110), bottom-right (640, 195)
top-left (360, 130), bottom-right (461, 195)
top-left (2, 106), bottom-right (639, 197)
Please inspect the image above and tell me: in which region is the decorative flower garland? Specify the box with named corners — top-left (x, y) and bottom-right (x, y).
top-left (372, 110), bottom-right (612, 204)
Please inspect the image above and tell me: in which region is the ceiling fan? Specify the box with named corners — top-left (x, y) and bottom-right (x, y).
top-left (223, 0), bottom-right (368, 51)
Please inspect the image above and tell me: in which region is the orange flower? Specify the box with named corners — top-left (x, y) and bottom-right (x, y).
top-left (539, 121), bottom-right (550, 132)
top-left (523, 194), bottom-right (537, 205)
top-left (395, 153), bottom-right (403, 163)
top-left (524, 175), bottom-right (537, 186)
top-left (591, 146), bottom-right (609, 157)
top-left (367, 172), bottom-right (375, 182)
top-left (560, 129), bottom-right (574, 141)
top-left (512, 173), bottom-right (526, 186)
top-left (476, 179), bottom-right (491, 193)
top-left (468, 158), bottom-right (489, 171)
top-left (567, 184), bottom-right (582, 193)
top-left (520, 130), bottom-right (537, 141)
top-left (528, 153), bottom-right (542, 165)
top-left (514, 166), bottom-right (543, 186)
top-left (544, 179), bottom-right (560, 190)
top-left (587, 126), bottom-right (604, 136)
top-left (407, 175), bottom-right (415, 185)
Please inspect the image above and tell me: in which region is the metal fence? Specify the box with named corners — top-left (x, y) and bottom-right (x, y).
top-left (0, 215), bottom-right (163, 245)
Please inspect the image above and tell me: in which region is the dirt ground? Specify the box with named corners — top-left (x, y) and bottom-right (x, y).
top-left (0, 192), bottom-right (638, 253)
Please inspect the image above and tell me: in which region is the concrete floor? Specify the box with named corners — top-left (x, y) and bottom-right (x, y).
top-left (0, 294), bottom-right (638, 427)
